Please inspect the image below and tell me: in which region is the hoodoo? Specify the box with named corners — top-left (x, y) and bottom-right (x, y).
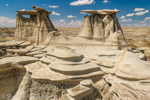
top-left (78, 9), bottom-right (128, 50)
top-left (15, 6), bottom-right (56, 45)
top-left (0, 6), bottom-right (150, 100)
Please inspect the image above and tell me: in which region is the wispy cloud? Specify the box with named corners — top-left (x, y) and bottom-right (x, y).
top-left (103, 0), bottom-right (109, 3)
top-left (6, 4), bottom-right (8, 6)
top-left (0, 16), bottom-right (16, 27)
top-left (126, 13), bottom-right (134, 17)
top-left (139, 21), bottom-right (146, 23)
top-left (59, 19), bottom-right (65, 22)
top-left (19, 9), bottom-right (25, 11)
top-left (135, 9), bottom-right (149, 16)
top-left (143, 17), bottom-right (150, 21)
top-left (49, 5), bottom-right (59, 8)
top-left (53, 20), bottom-right (83, 27)
top-left (134, 23), bottom-right (147, 27)
top-left (124, 23), bottom-right (148, 27)
top-left (120, 16), bottom-right (125, 19)
top-left (70, 0), bottom-right (95, 6)
top-left (145, 17), bottom-right (150, 21)
top-left (80, 12), bottom-right (86, 14)
top-left (134, 8), bottom-right (145, 12)
top-left (51, 11), bottom-right (60, 15)
top-left (121, 18), bottom-right (132, 22)
top-left (68, 20), bottom-right (83, 26)
top-left (67, 15), bottom-right (76, 18)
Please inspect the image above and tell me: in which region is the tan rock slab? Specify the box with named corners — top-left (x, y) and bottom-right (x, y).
top-left (80, 79), bottom-right (93, 87)
top-left (110, 52), bottom-right (150, 80)
top-left (0, 56), bottom-right (39, 69)
top-left (40, 56), bottom-right (55, 65)
top-left (15, 45), bottom-right (34, 55)
top-left (67, 84), bottom-right (93, 100)
top-left (26, 51), bottom-right (44, 56)
top-left (20, 42), bottom-right (31, 47)
top-left (45, 46), bottom-right (83, 62)
top-left (33, 54), bottom-right (44, 58)
top-left (15, 10), bottom-right (37, 15)
top-left (49, 62), bottom-right (100, 75)
top-left (81, 9), bottom-right (121, 15)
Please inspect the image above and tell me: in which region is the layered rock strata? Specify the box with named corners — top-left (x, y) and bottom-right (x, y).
top-left (0, 7), bottom-right (150, 100)
top-left (15, 6), bottom-right (56, 45)
top-left (78, 9), bottom-right (128, 50)
top-left (0, 40), bottom-right (150, 100)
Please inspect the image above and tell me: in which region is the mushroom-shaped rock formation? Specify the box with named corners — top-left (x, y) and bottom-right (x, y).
top-left (77, 9), bottom-right (128, 50)
top-left (80, 9), bottom-right (121, 15)
top-left (1, 6), bottom-right (150, 100)
top-left (67, 79), bottom-right (94, 100)
top-left (15, 6), bottom-right (56, 45)
top-left (24, 46), bottom-right (104, 84)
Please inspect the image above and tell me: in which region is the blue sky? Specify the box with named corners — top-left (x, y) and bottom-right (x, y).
top-left (0, 0), bottom-right (150, 27)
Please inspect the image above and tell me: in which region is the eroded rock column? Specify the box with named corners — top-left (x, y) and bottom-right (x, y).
top-left (78, 9), bottom-right (128, 50)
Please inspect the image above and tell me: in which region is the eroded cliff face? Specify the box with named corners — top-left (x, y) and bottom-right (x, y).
top-left (15, 14), bottom-right (37, 41)
top-left (78, 11), bottom-right (128, 50)
top-left (1, 8), bottom-right (150, 100)
top-left (15, 6), bottom-right (56, 45)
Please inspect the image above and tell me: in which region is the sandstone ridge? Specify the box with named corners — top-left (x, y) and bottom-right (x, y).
top-left (0, 6), bottom-right (150, 100)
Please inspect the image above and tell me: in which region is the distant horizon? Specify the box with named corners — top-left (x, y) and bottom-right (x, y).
top-left (0, 0), bottom-right (150, 27)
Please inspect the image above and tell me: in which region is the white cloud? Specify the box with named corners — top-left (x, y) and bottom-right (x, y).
top-left (0, 16), bottom-right (16, 27)
top-left (135, 20), bottom-right (137, 22)
top-left (134, 23), bottom-right (147, 27)
top-left (126, 13), bottom-right (134, 17)
top-left (127, 24), bottom-right (132, 27)
top-left (69, 20), bottom-right (74, 25)
top-left (67, 15), bottom-right (76, 18)
top-left (70, 0), bottom-right (95, 6)
top-left (6, 4), bottom-right (8, 6)
top-left (144, 17), bottom-right (150, 21)
top-left (114, 8), bottom-right (118, 10)
top-left (139, 21), bottom-right (146, 23)
top-left (19, 9), bottom-right (25, 11)
top-left (49, 5), bottom-right (59, 8)
top-left (142, 17), bottom-right (150, 21)
top-left (68, 20), bottom-right (83, 26)
top-left (59, 19), bottom-right (65, 22)
top-left (121, 18), bottom-right (132, 22)
top-left (52, 11), bottom-right (60, 15)
top-left (123, 23), bottom-right (148, 27)
top-left (135, 10), bottom-right (149, 16)
top-left (120, 16), bottom-right (125, 19)
top-left (134, 8), bottom-right (145, 12)
top-left (103, 0), bottom-right (109, 3)
top-left (53, 20), bottom-right (83, 27)
top-left (145, 17), bottom-right (150, 20)
top-left (80, 12), bottom-right (86, 14)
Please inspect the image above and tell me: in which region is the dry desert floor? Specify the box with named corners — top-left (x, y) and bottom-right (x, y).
top-left (0, 27), bottom-right (150, 60)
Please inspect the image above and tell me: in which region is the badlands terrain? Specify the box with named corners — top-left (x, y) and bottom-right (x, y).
top-left (0, 6), bottom-right (150, 100)
top-left (1, 27), bottom-right (150, 60)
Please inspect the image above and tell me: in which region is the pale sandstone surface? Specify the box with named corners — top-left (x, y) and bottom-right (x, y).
top-left (0, 6), bottom-right (150, 100)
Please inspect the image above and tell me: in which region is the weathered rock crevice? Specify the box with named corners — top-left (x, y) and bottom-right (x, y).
top-left (15, 6), bottom-right (57, 45)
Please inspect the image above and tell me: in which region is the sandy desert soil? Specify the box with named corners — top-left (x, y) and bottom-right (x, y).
top-left (0, 27), bottom-right (150, 60)
top-left (0, 27), bottom-right (15, 41)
